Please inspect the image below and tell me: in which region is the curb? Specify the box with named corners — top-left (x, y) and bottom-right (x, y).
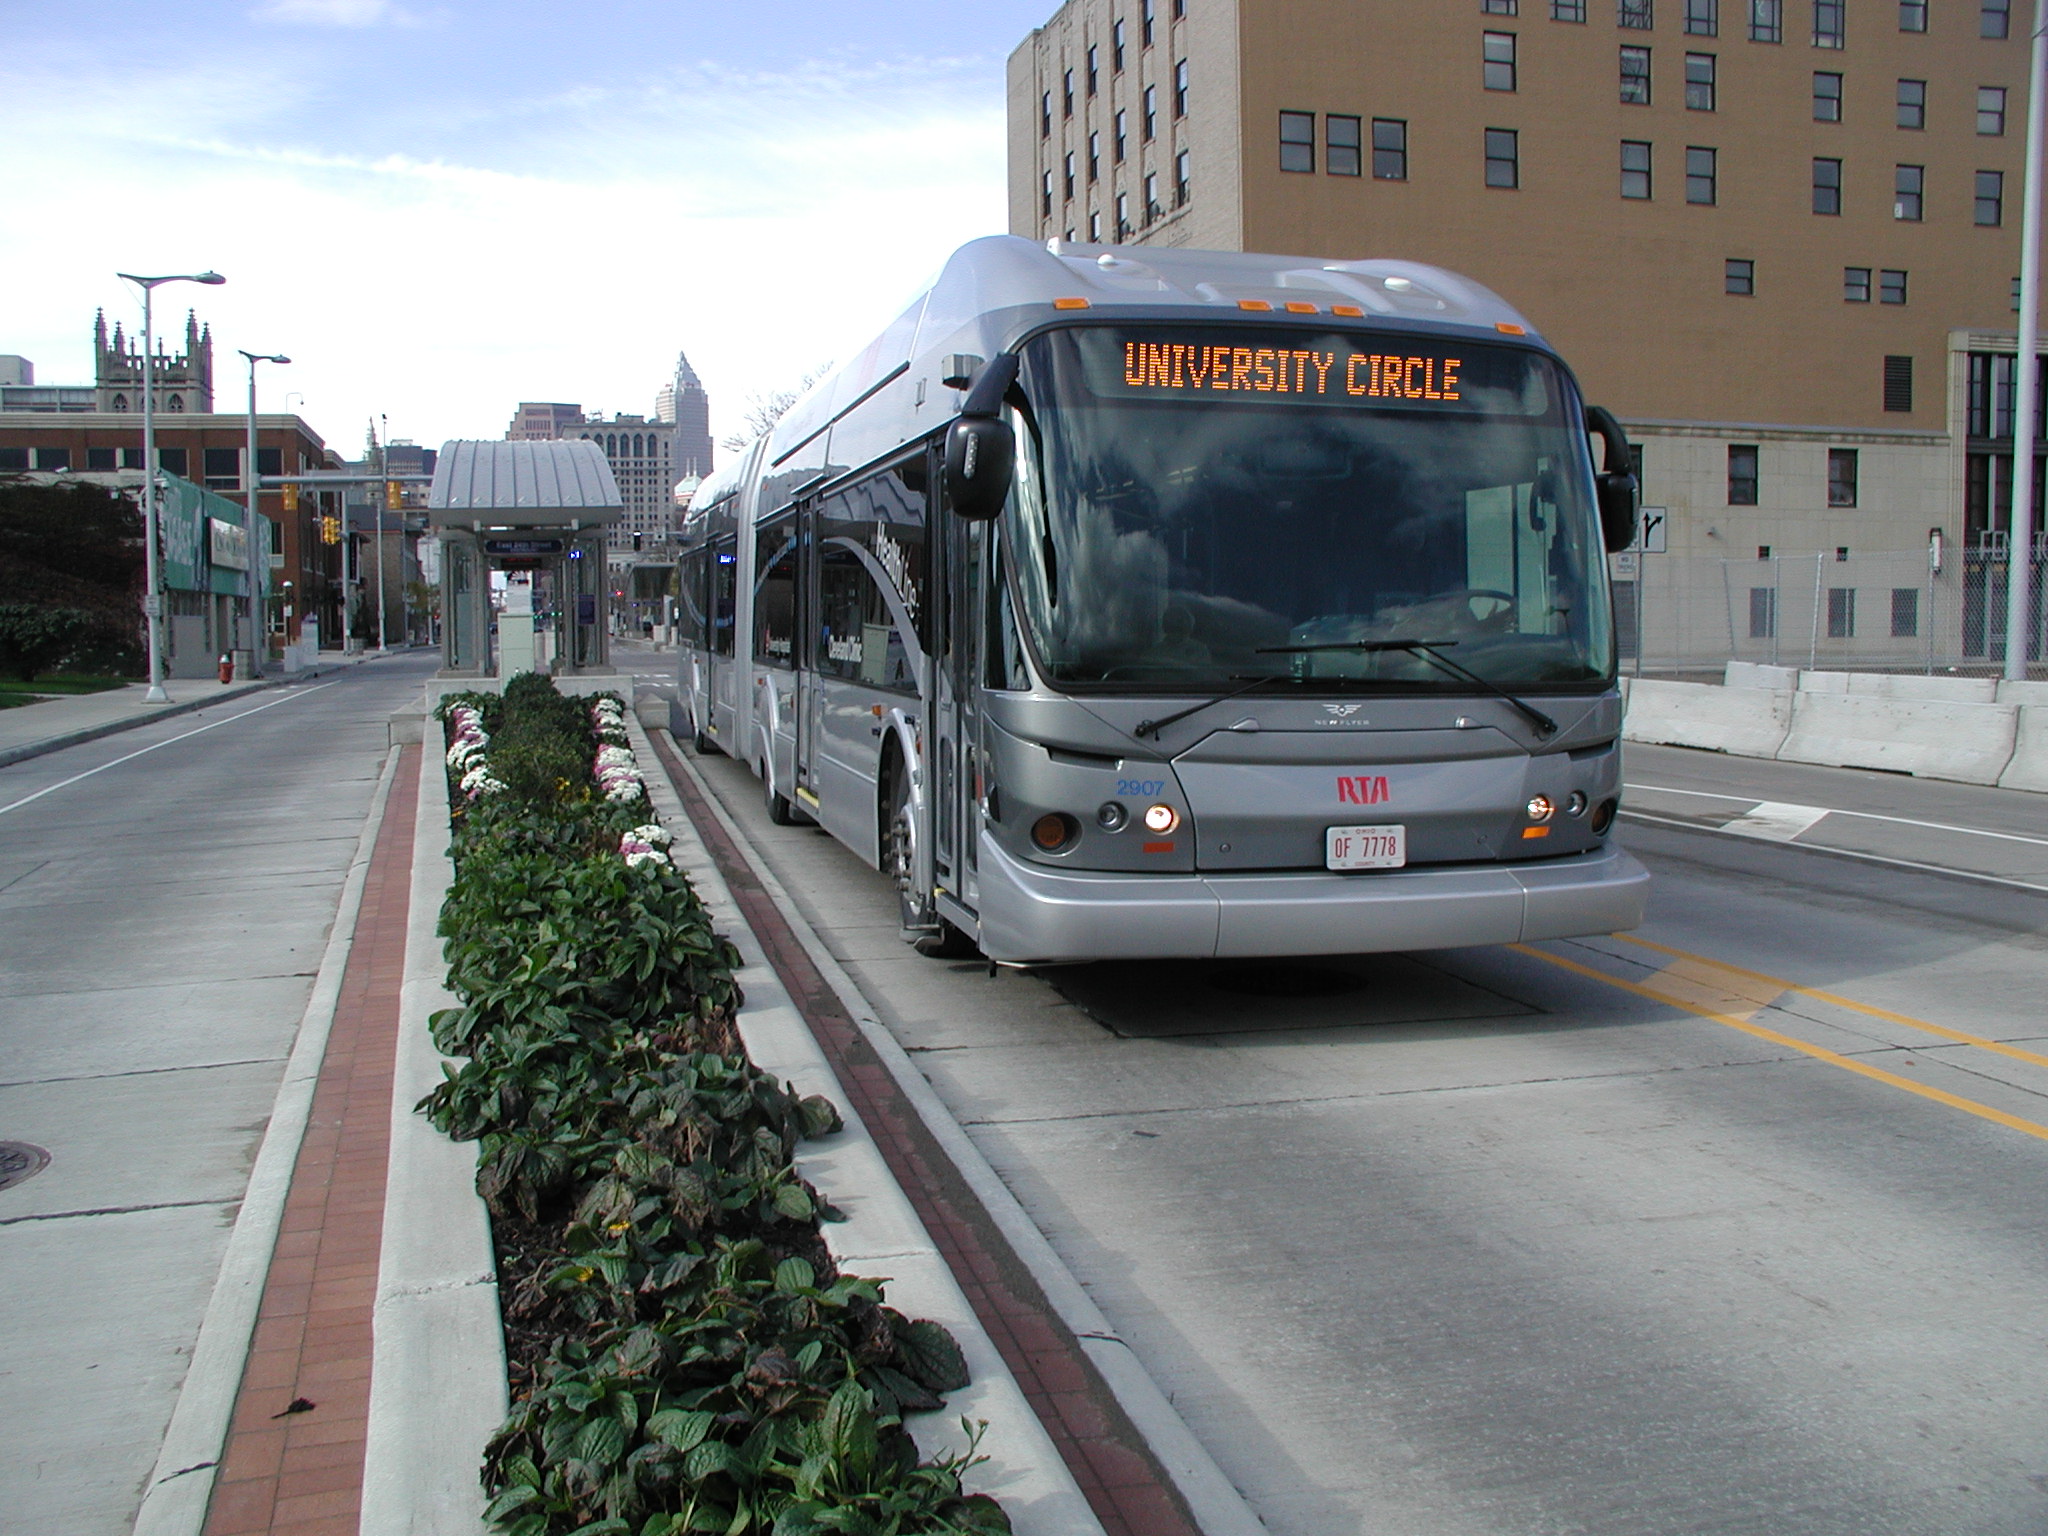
top-left (360, 732), bottom-right (505, 1536)
top-left (131, 745), bottom-right (404, 1536)
top-left (650, 732), bottom-right (1271, 1536)
top-left (626, 713), bottom-right (1109, 1536)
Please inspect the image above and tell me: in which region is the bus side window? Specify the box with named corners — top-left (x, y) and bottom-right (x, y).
top-left (710, 538), bottom-right (738, 658)
top-left (987, 547), bottom-right (1031, 690)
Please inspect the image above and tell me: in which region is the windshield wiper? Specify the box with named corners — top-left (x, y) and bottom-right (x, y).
top-left (1254, 638), bottom-right (1559, 738)
top-left (1134, 674), bottom-right (1298, 739)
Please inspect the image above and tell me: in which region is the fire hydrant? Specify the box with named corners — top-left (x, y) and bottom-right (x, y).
top-left (218, 654), bottom-right (234, 685)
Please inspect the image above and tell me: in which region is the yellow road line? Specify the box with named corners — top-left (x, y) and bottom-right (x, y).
top-left (1509, 943), bottom-right (2048, 1145)
top-left (1613, 933), bottom-right (2048, 1072)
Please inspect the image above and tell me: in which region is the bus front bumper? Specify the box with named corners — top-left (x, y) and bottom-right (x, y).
top-left (973, 835), bottom-right (1649, 964)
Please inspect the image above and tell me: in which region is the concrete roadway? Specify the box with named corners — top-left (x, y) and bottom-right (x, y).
top-left (681, 736), bottom-right (2048, 1536)
top-left (0, 654), bottom-right (437, 1535)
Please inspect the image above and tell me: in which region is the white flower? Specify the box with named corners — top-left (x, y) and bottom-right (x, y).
top-left (623, 848), bottom-right (670, 869)
top-left (625, 823), bottom-right (672, 847)
top-left (596, 745), bottom-right (636, 768)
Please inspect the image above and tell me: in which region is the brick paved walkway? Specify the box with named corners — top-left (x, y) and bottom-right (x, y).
top-left (647, 731), bottom-right (1199, 1536)
top-left (202, 745), bottom-right (421, 1536)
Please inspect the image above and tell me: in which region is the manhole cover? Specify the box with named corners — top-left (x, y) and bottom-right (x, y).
top-left (0, 1142), bottom-right (50, 1192)
top-left (1208, 963), bottom-right (1368, 999)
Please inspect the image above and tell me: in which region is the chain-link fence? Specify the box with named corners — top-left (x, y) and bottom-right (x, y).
top-left (1610, 536), bottom-right (2048, 675)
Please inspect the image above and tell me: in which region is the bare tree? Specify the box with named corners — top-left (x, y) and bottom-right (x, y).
top-left (719, 369), bottom-right (830, 453)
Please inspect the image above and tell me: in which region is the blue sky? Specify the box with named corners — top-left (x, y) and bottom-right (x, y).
top-left (2, 1), bottom-right (1053, 456)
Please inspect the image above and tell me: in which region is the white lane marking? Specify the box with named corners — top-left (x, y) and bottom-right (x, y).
top-left (0, 683), bottom-right (338, 817)
top-left (1721, 800), bottom-right (1832, 842)
top-left (1624, 782), bottom-right (2048, 850)
top-left (1619, 808), bottom-right (2048, 894)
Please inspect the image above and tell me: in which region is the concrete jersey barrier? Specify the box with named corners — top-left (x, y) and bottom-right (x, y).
top-left (1623, 678), bottom-right (1794, 758)
top-left (1997, 682), bottom-right (2048, 791)
top-left (1777, 692), bottom-right (2018, 784)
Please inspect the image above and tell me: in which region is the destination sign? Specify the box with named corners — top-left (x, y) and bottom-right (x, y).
top-left (1120, 342), bottom-right (1462, 402)
top-left (484, 538), bottom-right (565, 555)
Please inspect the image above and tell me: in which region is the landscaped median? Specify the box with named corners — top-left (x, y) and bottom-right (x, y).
top-left (425, 674), bottom-right (1009, 1536)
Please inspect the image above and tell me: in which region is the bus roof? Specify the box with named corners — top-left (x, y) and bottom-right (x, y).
top-left (752, 236), bottom-right (1546, 472)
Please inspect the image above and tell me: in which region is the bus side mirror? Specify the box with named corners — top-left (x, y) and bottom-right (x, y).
top-left (944, 416), bottom-right (1014, 522)
top-left (1586, 404), bottom-right (1639, 553)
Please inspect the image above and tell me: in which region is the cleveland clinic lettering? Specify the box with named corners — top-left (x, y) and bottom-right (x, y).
top-left (1120, 341), bottom-right (1462, 402)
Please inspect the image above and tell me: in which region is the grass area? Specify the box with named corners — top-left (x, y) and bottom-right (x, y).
top-left (0, 674), bottom-right (134, 700)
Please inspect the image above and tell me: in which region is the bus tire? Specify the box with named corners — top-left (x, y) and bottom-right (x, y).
top-left (765, 775), bottom-right (805, 826)
top-left (886, 769), bottom-right (975, 958)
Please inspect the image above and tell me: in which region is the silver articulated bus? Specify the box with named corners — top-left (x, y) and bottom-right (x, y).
top-left (676, 236), bottom-right (1649, 964)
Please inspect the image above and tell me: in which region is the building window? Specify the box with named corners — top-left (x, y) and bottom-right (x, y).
top-left (1485, 31), bottom-right (1519, 89)
top-left (1813, 156), bottom-right (1842, 213)
top-left (1620, 0), bottom-right (1654, 27)
top-left (2015, 275), bottom-right (2024, 311)
top-left (86, 446), bottom-right (117, 471)
top-left (1983, 0), bottom-right (2010, 35)
top-left (1088, 131), bottom-right (1101, 182)
top-left (1813, 0), bottom-right (1844, 44)
top-left (1115, 108), bottom-right (1128, 161)
top-left (1884, 354), bottom-right (1915, 411)
top-left (1622, 138), bottom-right (1654, 196)
top-left (1900, 0), bottom-right (1927, 26)
top-left (1750, 587), bottom-right (1779, 636)
top-left (1554, 0), bottom-right (1587, 16)
top-left (1980, 86), bottom-right (2008, 134)
top-left (1828, 448), bottom-right (1859, 506)
top-left (1729, 443), bottom-right (1760, 501)
top-left (1174, 57), bottom-right (1189, 115)
top-left (1897, 78), bottom-right (1926, 128)
top-left (158, 447), bottom-right (187, 476)
top-left (1115, 192), bottom-right (1130, 238)
top-left (1142, 0), bottom-right (1155, 45)
top-left (1486, 0), bottom-right (1519, 11)
top-left (1486, 127), bottom-right (1521, 187)
top-left (1751, 0), bottom-right (1783, 39)
top-left (1621, 45), bottom-right (1653, 101)
top-left (1063, 68), bottom-right (1074, 117)
top-left (1978, 169), bottom-right (2005, 224)
top-left (35, 446), bottom-right (73, 471)
top-left (1064, 151), bottom-right (1076, 200)
top-left (1894, 163), bottom-right (1923, 220)
top-left (1845, 265), bottom-right (1872, 300)
top-left (1726, 257), bottom-right (1755, 292)
top-left (1374, 117), bottom-right (1410, 178)
top-left (122, 446), bottom-right (144, 468)
top-left (1040, 91), bottom-right (1052, 136)
top-left (1687, 0), bottom-right (1720, 30)
top-left (1042, 170), bottom-right (1054, 217)
top-left (1880, 267), bottom-right (1909, 303)
top-left (1687, 51), bottom-right (1717, 106)
top-left (1176, 148), bottom-right (1191, 204)
top-left (1687, 145), bottom-right (1718, 201)
top-left (1089, 210), bottom-right (1103, 241)
top-left (202, 446), bottom-right (239, 487)
top-left (1327, 114), bottom-right (1363, 174)
top-left (1144, 171), bottom-right (1161, 220)
top-left (1113, 18), bottom-right (1126, 69)
top-left (1144, 84), bottom-right (1158, 139)
top-left (1891, 588), bottom-right (1920, 637)
top-left (1813, 70), bottom-right (1842, 119)
top-left (1280, 111), bottom-right (1317, 172)
top-left (1087, 44), bottom-right (1099, 94)
top-left (1173, 0), bottom-right (1185, 16)
top-left (1827, 586), bottom-right (1856, 637)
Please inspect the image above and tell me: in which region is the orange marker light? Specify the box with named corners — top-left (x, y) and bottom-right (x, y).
top-left (1283, 301), bottom-right (1318, 313)
top-left (1142, 841), bottom-right (1175, 853)
top-left (1237, 299), bottom-right (1273, 311)
top-left (1332, 304), bottom-right (1365, 318)
top-left (1521, 825), bottom-right (1551, 839)
top-left (1054, 297), bottom-right (1091, 309)
top-left (1496, 322), bottom-right (1527, 335)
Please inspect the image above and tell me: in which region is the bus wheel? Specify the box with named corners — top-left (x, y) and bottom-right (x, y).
top-left (765, 775), bottom-right (806, 826)
top-left (887, 773), bottom-right (977, 958)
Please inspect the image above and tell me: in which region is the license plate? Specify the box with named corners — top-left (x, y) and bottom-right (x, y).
top-left (1326, 824), bottom-right (1406, 870)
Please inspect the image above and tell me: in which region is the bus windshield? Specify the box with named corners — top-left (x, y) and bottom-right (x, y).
top-left (1007, 325), bottom-right (1615, 691)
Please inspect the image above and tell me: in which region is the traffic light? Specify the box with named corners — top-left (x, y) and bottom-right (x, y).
top-left (319, 515), bottom-right (342, 545)
top-left (385, 480), bottom-right (403, 511)
top-left (282, 482), bottom-right (300, 512)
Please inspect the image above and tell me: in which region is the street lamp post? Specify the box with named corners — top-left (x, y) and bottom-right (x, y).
top-left (2007, 0), bottom-right (2048, 680)
top-left (118, 269), bottom-right (226, 702)
top-left (375, 413), bottom-right (390, 653)
top-left (238, 349), bottom-right (290, 679)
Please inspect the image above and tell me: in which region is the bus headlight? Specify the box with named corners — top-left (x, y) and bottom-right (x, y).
top-left (1032, 812), bottom-right (1079, 851)
top-left (1143, 803), bottom-right (1180, 834)
top-left (1526, 794), bottom-right (1555, 823)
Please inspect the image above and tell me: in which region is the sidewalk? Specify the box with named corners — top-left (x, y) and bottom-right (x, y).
top-left (0, 649), bottom-right (415, 768)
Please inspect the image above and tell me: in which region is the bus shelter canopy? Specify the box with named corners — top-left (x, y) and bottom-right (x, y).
top-left (426, 439), bottom-right (623, 530)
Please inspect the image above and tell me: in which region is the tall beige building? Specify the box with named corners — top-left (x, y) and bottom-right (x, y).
top-left (1009, 0), bottom-right (2039, 661)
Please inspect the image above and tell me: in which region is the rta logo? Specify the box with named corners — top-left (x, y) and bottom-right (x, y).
top-left (1337, 775), bottom-right (1390, 805)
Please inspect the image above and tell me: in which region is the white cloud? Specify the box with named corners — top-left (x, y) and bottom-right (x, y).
top-left (250, 0), bottom-right (430, 28)
top-left (0, 46), bottom-right (1009, 456)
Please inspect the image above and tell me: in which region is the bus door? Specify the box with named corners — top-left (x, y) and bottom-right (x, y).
top-left (708, 533), bottom-right (739, 745)
top-left (793, 498), bottom-right (823, 811)
top-left (933, 488), bottom-right (985, 913)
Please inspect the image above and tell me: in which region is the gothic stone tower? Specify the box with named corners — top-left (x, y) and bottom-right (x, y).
top-left (94, 307), bottom-right (216, 413)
